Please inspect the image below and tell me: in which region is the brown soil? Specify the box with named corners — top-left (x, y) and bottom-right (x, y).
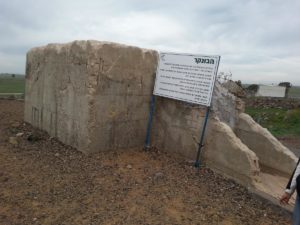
top-left (278, 137), bottom-right (300, 157)
top-left (0, 99), bottom-right (292, 225)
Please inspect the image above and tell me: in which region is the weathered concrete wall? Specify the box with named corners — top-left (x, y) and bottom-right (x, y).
top-left (204, 118), bottom-right (260, 186)
top-left (152, 97), bottom-right (204, 159)
top-left (222, 80), bottom-right (246, 98)
top-left (235, 113), bottom-right (297, 175)
top-left (25, 40), bottom-right (296, 188)
top-left (25, 41), bottom-right (157, 153)
top-left (25, 43), bottom-right (91, 151)
top-left (211, 82), bottom-right (244, 128)
top-left (152, 82), bottom-right (259, 186)
top-left (152, 100), bottom-right (261, 186)
top-left (152, 82), bottom-right (244, 156)
top-left (86, 42), bottom-right (157, 152)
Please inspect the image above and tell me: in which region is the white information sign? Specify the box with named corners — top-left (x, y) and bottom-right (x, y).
top-left (153, 52), bottom-right (220, 106)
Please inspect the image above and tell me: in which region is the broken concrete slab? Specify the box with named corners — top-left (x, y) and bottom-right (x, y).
top-left (222, 80), bottom-right (246, 97)
top-left (211, 82), bottom-right (244, 129)
top-left (235, 113), bottom-right (297, 175)
top-left (203, 117), bottom-right (260, 187)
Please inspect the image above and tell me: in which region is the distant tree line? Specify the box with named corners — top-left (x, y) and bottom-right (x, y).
top-left (278, 82), bottom-right (292, 97)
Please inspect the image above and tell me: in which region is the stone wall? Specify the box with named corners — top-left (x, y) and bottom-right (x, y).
top-left (244, 97), bottom-right (300, 109)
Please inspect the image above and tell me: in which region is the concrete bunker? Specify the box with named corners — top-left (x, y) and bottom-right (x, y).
top-left (25, 40), bottom-right (297, 192)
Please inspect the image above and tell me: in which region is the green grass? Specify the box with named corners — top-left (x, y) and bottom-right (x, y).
top-left (288, 86), bottom-right (300, 98)
top-left (0, 77), bottom-right (25, 93)
top-left (245, 107), bottom-right (300, 137)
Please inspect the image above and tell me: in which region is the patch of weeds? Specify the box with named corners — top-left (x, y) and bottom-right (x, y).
top-left (245, 107), bottom-right (300, 137)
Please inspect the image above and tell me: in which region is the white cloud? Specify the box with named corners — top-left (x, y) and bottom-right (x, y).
top-left (221, 56), bottom-right (300, 85)
top-left (104, 12), bottom-right (186, 46)
top-left (0, 52), bottom-right (25, 74)
top-left (0, 0), bottom-right (299, 85)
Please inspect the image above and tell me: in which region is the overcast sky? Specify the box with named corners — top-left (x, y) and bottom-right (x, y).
top-left (1, 0), bottom-right (299, 85)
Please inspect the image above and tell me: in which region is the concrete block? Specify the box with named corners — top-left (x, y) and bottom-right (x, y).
top-left (236, 113), bottom-right (297, 175)
top-left (88, 120), bottom-right (146, 152)
top-left (204, 118), bottom-right (261, 187)
top-left (25, 40), bottom-right (157, 153)
top-left (25, 40), bottom-right (294, 188)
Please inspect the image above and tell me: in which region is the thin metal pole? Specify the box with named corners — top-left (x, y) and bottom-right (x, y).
top-left (194, 107), bottom-right (210, 168)
top-left (144, 95), bottom-right (156, 150)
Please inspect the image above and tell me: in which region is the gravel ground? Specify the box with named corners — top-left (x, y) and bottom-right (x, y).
top-left (0, 99), bottom-right (292, 225)
top-left (278, 137), bottom-right (300, 158)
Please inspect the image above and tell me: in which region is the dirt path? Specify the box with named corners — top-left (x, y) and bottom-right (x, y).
top-left (0, 99), bottom-right (292, 225)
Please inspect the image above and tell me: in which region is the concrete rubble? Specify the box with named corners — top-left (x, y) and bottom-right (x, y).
top-left (204, 117), bottom-right (260, 185)
top-left (236, 113), bottom-right (297, 175)
top-left (221, 80), bottom-right (246, 97)
top-left (25, 40), bottom-right (297, 189)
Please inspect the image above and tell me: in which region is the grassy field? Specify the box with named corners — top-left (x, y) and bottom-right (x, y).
top-left (288, 86), bottom-right (300, 98)
top-left (0, 76), bottom-right (25, 93)
top-left (245, 107), bottom-right (300, 137)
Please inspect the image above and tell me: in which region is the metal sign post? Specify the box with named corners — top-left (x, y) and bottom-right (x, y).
top-left (145, 52), bottom-right (220, 165)
top-left (194, 107), bottom-right (210, 168)
top-left (144, 95), bottom-right (156, 150)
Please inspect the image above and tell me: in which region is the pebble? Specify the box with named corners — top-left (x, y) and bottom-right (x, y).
top-left (16, 132), bottom-right (24, 137)
top-left (9, 137), bottom-right (18, 145)
top-left (154, 172), bottom-right (164, 179)
top-left (126, 164), bottom-right (132, 169)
